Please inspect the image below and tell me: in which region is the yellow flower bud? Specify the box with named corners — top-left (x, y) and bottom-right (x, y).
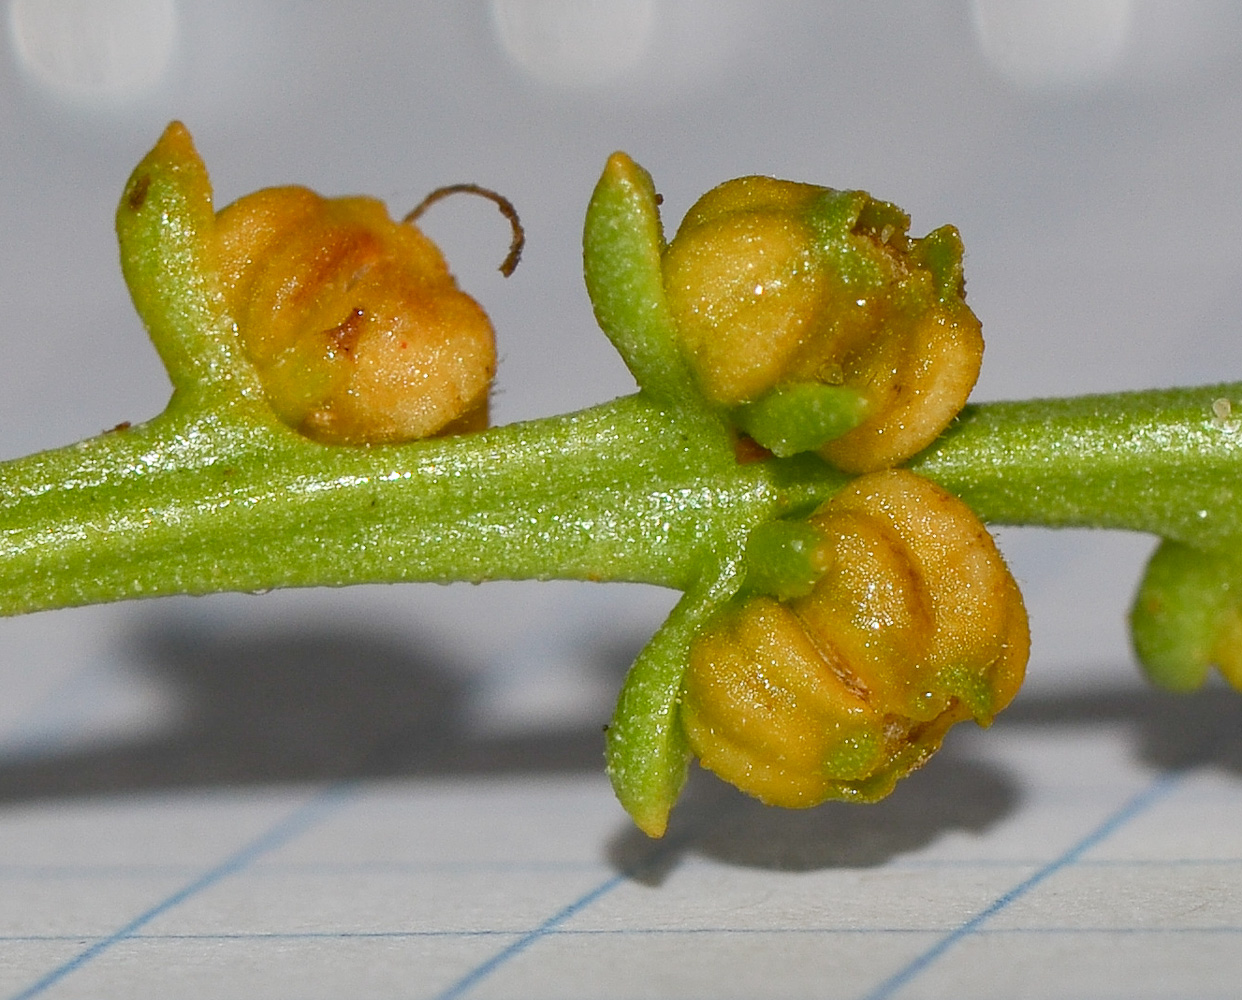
top-left (681, 470), bottom-right (1028, 808)
top-left (214, 186), bottom-right (496, 444)
top-left (662, 177), bottom-right (983, 472)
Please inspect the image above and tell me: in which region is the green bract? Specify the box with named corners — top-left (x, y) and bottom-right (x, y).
top-left (2, 127), bottom-right (1241, 837)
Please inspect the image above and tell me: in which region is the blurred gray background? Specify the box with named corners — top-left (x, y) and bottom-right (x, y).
top-left (1, 1), bottom-right (1240, 770)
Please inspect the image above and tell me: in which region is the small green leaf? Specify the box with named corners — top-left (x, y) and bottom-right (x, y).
top-left (605, 577), bottom-right (742, 837)
top-left (114, 121), bottom-right (264, 409)
top-left (582, 152), bottom-right (699, 404)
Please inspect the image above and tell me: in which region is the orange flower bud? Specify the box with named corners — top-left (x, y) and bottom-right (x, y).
top-left (214, 186), bottom-right (496, 444)
top-left (662, 177), bottom-right (983, 471)
top-left (681, 470), bottom-right (1028, 808)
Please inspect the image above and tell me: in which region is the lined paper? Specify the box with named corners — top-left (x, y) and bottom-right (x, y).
top-left (3, 613), bottom-right (1241, 999)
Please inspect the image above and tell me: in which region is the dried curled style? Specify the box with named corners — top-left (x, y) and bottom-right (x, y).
top-left (403, 183), bottom-right (525, 278)
top-left (681, 470), bottom-right (1028, 808)
top-left (663, 176), bottom-right (983, 472)
top-left (214, 182), bottom-right (518, 444)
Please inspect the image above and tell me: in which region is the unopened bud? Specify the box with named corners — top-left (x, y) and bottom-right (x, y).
top-left (663, 177), bottom-right (983, 471)
top-left (214, 186), bottom-right (496, 444)
top-left (681, 470), bottom-right (1028, 808)
top-left (1131, 539), bottom-right (1242, 692)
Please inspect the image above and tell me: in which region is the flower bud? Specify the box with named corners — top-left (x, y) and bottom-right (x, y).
top-left (1130, 539), bottom-right (1242, 692)
top-left (681, 470), bottom-right (1028, 808)
top-left (662, 177), bottom-right (983, 472)
top-left (214, 186), bottom-right (495, 444)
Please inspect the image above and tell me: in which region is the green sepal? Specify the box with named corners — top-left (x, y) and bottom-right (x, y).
top-left (582, 152), bottom-right (699, 405)
top-left (605, 575), bottom-right (742, 838)
top-left (803, 188), bottom-right (873, 238)
top-left (852, 196), bottom-right (910, 242)
top-left (114, 122), bottom-right (265, 411)
top-left (912, 224), bottom-right (968, 302)
top-left (804, 188), bottom-right (906, 291)
top-left (733, 383), bottom-right (868, 457)
top-left (740, 519), bottom-right (827, 601)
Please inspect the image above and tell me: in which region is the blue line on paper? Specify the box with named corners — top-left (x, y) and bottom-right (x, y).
top-left (6, 782), bottom-right (354, 1000)
top-left (432, 872), bottom-right (628, 1000)
top-left (858, 771), bottom-right (1184, 1000)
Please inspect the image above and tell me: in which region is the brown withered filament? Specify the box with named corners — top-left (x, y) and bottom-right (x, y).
top-left (404, 183), bottom-right (525, 278)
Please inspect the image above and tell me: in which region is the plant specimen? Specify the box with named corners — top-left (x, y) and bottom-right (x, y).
top-left (2, 123), bottom-right (1239, 837)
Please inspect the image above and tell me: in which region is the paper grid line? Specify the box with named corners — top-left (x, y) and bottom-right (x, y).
top-left (5, 771), bottom-right (1199, 1000)
top-left (417, 768), bottom-right (1190, 1000)
top-left (9, 922), bottom-right (1242, 944)
top-left (857, 770), bottom-right (1184, 1000)
top-left (432, 873), bottom-right (629, 1000)
top-left (2, 718), bottom-right (1240, 998)
top-left (5, 782), bottom-right (357, 1000)
top-left (431, 812), bottom-right (707, 1000)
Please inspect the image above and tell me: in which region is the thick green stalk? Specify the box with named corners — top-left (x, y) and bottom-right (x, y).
top-left (912, 382), bottom-right (1242, 548)
top-left (3, 381), bottom-right (1240, 617)
top-left (0, 393), bottom-right (848, 616)
top-left (0, 372), bottom-right (1236, 625)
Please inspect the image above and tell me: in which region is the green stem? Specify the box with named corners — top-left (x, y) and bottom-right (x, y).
top-left (0, 392), bottom-right (847, 616)
top-left (3, 381), bottom-right (1240, 618)
top-left (912, 382), bottom-right (1242, 548)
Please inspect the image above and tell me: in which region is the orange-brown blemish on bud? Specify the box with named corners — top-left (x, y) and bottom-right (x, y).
top-left (732, 435), bottom-right (773, 465)
top-left (214, 186), bottom-right (497, 444)
top-left (681, 469), bottom-right (1028, 808)
top-left (324, 308), bottom-right (365, 356)
top-left (126, 173), bottom-right (151, 212)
